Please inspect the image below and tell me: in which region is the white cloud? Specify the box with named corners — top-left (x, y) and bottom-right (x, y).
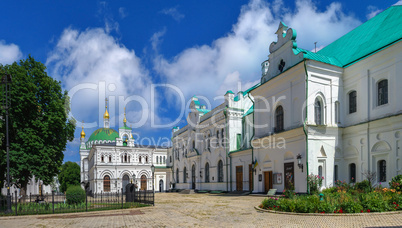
top-left (119, 7), bottom-right (128, 19)
top-left (394, 0), bottom-right (402, 5)
top-left (46, 27), bottom-right (153, 129)
top-left (154, 0), bottom-right (361, 106)
top-left (160, 7), bottom-right (185, 22)
top-left (150, 28), bottom-right (167, 52)
top-left (0, 40), bottom-right (23, 65)
top-left (366, 5), bottom-right (382, 20)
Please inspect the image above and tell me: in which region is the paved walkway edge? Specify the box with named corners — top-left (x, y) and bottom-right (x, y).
top-left (254, 206), bottom-right (402, 216)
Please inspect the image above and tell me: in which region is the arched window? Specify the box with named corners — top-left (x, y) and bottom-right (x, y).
top-left (170, 156), bottom-right (172, 163)
top-left (349, 163), bottom-right (356, 183)
top-left (207, 134), bottom-right (211, 150)
top-left (183, 167), bottom-right (187, 183)
top-left (192, 140), bottom-right (195, 149)
top-left (101, 155), bottom-right (104, 162)
top-left (145, 156), bottom-right (148, 163)
top-left (221, 129), bottom-right (224, 146)
top-left (163, 156), bottom-right (166, 164)
top-left (205, 163), bottom-right (210, 183)
top-left (348, 91), bottom-right (357, 114)
top-left (378, 160), bottom-right (386, 182)
top-left (139, 156), bottom-right (142, 163)
top-left (378, 79), bottom-right (388, 106)
top-left (103, 175), bottom-right (110, 192)
top-left (275, 105), bottom-right (284, 132)
top-left (318, 165), bottom-right (323, 177)
top-left (314, 98), bottom-right (323, 125)
top-left (216, 131), bottom-right (219, 147)
top-left (335, 101), bottom-right (340, 124)
top-left (124, 153), bottom-right (127, 162)
top-left (218, 160), bottom-right (223, 182)
top-left (156, 156), bottom-right (159, 164)
top-left (334, 165), bottom-right (338, 182)
top-left (176, 168), bottom-right (179, 183)
top-left (109, 155), bottom-right (112, 162)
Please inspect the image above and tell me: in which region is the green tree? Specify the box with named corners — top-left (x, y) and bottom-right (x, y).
top-left (0, 56), bottom-right (75, 194)
top-left (58, 161), bottom-right (81, 193)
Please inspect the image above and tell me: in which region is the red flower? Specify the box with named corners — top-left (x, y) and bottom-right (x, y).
top-left (334, 211), bottom-right (336, 213)
top-left (361, 210), bottom-right (363, 213)
top-left (339, 209), bottom-right (343, 213)
top-left (367, 209), bottom-right (370, 213)
top-left (397, 204), bottom-right (399, 207)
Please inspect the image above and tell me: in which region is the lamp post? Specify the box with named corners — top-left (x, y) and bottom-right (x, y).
top-left (2, 73), bottom-right (12, 213)
top-left (297, 153), bottom-right (304, 172)
top-left (151, 164), bottom-right (155, 206)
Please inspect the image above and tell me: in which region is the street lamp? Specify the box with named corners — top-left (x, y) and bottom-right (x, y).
top-left (151, 164), bottom-right (155, 206)
top-left (2, 73), bottom-right (12, 214)
top-left (297, 153), bottom-right (304, 172)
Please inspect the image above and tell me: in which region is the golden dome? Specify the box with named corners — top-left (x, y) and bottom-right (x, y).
top-left (80, 126), bottom-right (85, 138)
top-left (123, 107), bottom-right (127, 124)
top-left (104, 107), bottom-right (110, 119)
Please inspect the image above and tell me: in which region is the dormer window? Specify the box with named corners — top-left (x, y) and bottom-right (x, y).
top-left (278, 59), bottom-right (285, 72)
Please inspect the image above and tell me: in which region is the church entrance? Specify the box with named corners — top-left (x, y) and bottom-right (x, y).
top-left (264, 171), bottom-right (273, 193)
top-left (236, 166), bottom-right (243, 191)
top-left (159, 179), bottom-right (164, 192)
top-left (140, 175), bottom-right (147, 190)
top-left (192, 165), bottom-right (196, 189)
top-left (122, 175), bottom-right (129, 192)
top-left (284, 162), bottom-right (294, 190)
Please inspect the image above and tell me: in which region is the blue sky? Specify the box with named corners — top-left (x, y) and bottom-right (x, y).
top-left (0, 0), bottom-right (400, 163)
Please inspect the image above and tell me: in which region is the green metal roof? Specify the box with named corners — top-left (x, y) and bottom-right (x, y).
top-left (87, 128), bottom-right (119, 142)
top-left (119, 123), bottom-right (131, 130)
top-left (196, 108), bottom-right (210, 114)
top-left (294, 48), bottom-right (343, 67)
top-left (243, 105), bottom-right (254, 117)
top-left (318, 6), bottom-right (402, 67)
top-left (225, 90), bottom-right (234, 95)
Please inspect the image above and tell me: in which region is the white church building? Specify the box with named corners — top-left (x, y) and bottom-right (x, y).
top-left (79, 102), bottom-right (171, 193)
top-left (171, 5), bottom-right (402, 194)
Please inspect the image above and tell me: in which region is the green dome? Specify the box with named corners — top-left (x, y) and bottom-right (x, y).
top-left (87, 128), bottom-right (119, 143)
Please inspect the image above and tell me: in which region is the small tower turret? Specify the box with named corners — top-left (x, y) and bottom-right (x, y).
top-left (104, 98), bottom-right (110, 128)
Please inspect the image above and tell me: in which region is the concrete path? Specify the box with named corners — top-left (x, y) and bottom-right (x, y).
top-left (0, 193), bottom-right (401, 227)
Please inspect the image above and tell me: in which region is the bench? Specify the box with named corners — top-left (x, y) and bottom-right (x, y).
top-left (266, 189), bottom-right (277, 197)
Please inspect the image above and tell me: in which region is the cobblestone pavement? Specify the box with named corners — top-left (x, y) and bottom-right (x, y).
top-left (1, 193), bottom-right (402, 228)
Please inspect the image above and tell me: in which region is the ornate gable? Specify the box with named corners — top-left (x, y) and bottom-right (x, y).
top-left (262, 22), bottom-right (304, 83)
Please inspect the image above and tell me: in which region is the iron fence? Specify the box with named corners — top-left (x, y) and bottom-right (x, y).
top-left (0, 187), bottom-right (154, 216)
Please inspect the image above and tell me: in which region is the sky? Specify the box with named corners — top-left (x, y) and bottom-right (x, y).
top-left (0, 0), bottom-right (401, 163)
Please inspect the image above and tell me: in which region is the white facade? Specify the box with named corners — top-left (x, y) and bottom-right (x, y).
top-left (251, 10), bottom-right (402, 193)
top-left (170, 7), bottom-right (402, 194)
top-left (171, 93), bottom-right (255, 191)
top-left (80, 106), bottom-right (171, 193)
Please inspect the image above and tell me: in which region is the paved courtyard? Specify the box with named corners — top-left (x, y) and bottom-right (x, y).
top-left (0, 193), bottom-right (401, 228)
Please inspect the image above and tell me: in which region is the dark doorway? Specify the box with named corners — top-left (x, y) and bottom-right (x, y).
top-left (236, 166), bottom-right (243, 191)
top-left (284, 162), bottom-right (294, 190)
top-left (159, 179), bottom-right (164, 192)
top-left (192, 165), bottom-right (196, 189)
top-left (122, 175), bottom-right (129, 193)
top-left (141, 175), bottom-right (147, 190)
top-left (264, 171), bottom-right (273, 193)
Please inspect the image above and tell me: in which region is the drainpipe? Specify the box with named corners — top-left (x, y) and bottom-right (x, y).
top-left (224, 106), bottom-right (229, 192)
top-left (303, 60), bottom-right (310, 194)
top-left (250, 97), bottom-right (255, 193)
top-left (367, 70), bottom-right (371, 173)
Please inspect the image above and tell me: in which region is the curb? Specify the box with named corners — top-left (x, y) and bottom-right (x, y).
top-left (254, 206), bottom-right (402, 216)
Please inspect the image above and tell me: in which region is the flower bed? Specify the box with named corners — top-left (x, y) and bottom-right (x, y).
top-left (259, 175), bottom-right (402, 214)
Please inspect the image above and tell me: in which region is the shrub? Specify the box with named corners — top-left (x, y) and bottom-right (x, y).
top-left (66, 185), bottom-right (86, 205)
top-left (359, 192), bottom-right (392, 212)
top-left (389, 175), bottom-right (402, 192)
top-left (261, 197), bottom-right (280, 210)
top-left (354, 180), bottom-right (371, 193)
top-left (307, 174), bottom-right (324, 195)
